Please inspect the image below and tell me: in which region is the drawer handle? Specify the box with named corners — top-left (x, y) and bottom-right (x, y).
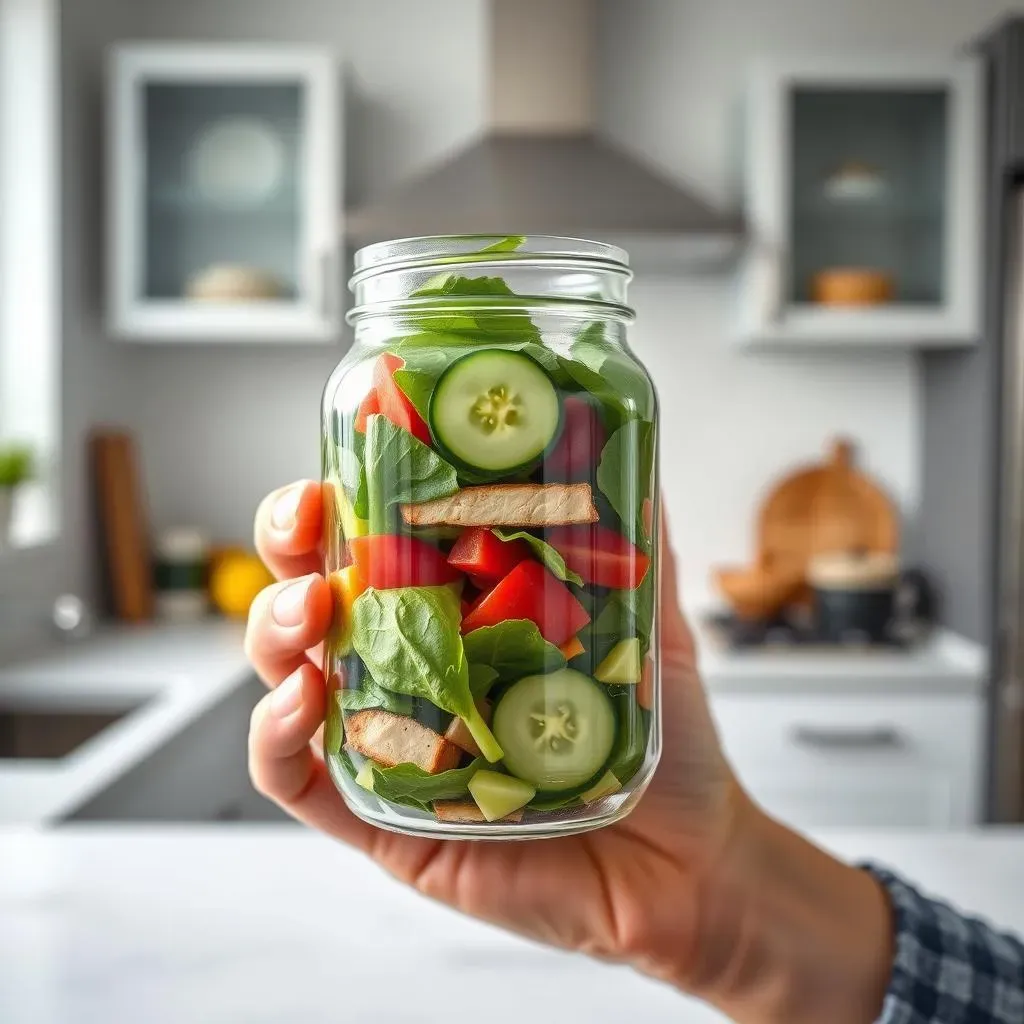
top-left (790, 725), bottom-right (904, 751)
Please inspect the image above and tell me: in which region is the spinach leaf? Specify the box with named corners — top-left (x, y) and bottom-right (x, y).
top-left (393, 334), bottom-right (565, 384)
top-left (560, 323), bottom-right (656, 429)
top-left (468, 663), bottom-right (500, 699)
top-left (364, 413), bottom-right (459, 533)
top-left (592, 574), bottom-right (655, 658)
top-left (528, 792), bottom-right (584, 812)
top-left (605, 693), bottom-right (649, 786)
top-left (408, 273), bottom-right (541, 342)
top-left (392, 367), bottom-right (435, 423)
top-left (338, 447), bottom-right (369, 519)
top-left (324, 690), bottom-right (344, 755)
top-left (412, 273), bottom-right (518, 299)
top-left (368, 758), bottom-right (485, 813)
top-left (337, 747), bottom-right (359, 781)
top-left (463, 620), bottom-right (566, 682)
top-left (339, 677), bottom-right (414, 716)
top-left (493, 528), bottom-right (583, 586)
top-left (350, 586), bottom-right (502, 761)
top-left (477, 235), bottom-right (526, 253)
top-left (596, 420), bottom-right (655, 546)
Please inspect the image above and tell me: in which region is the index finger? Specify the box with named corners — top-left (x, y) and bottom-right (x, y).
top-left (255, 480), bottom-right (324, 581)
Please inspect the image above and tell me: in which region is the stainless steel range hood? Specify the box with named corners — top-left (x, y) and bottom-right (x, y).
top-left (345, 0), bottom-right (741, 266)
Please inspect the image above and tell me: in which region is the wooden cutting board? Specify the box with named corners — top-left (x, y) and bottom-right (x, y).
top-left (756, 438), bottom-right (899, 577)
top-left (90, 430), bottom-right (154, 622)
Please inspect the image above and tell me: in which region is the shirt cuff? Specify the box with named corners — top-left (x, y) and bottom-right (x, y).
top-left (861, 863), bottom-right (1024, 1024)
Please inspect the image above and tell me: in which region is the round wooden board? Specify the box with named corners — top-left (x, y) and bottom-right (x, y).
top-left (756, 438), bottom-right (899, 578)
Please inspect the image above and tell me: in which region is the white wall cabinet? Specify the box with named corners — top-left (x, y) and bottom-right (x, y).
top-left (739, 56), bottom-right (982, 348)
top-left (711, 693), bottom-right (984, 828)
top-left (108, 45), bottom-right (342, 343)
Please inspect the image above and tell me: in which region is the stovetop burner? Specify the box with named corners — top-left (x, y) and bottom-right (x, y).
top-left (707, 609), bottom-right (916, 651)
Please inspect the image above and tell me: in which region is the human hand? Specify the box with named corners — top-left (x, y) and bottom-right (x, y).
top-left (246, 480), bottom-right (892, 1023)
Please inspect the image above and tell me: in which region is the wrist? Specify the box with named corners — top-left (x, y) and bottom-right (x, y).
top-left (683, 800), bottom-right (894, 1024)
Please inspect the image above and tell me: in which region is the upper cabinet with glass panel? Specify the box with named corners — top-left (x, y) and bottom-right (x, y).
top-left (738, 57), bottom-right (982, 347)
top-left (108, 46), bottom-right (341, 342)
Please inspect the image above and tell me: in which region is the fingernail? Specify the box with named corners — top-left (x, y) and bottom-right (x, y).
top-left (271, 672), bottom-right (304, 718)
top-left (272, 576), bottom-right (312, 627)
top-left (271, 485), bottom-right (303, 531)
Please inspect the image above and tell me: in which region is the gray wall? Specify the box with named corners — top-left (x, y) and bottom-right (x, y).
top-left (41, 0), bottom-right (485, 615)
top-left (12, 0), bottom-right (1024, 649)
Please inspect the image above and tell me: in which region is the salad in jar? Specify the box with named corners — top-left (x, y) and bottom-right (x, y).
top-left (322, 235), bottom-right (658, 838)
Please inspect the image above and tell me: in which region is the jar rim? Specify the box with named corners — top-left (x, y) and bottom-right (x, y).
top-left (346, 293), bottom-right (636, 327)
top-left (351, 234), bottom-right (631, 280)
top-left (348, 234), bottom-right (635, 326)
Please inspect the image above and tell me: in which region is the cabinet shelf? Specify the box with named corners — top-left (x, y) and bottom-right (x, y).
top-left (793, 199), bottom-right (943, 225)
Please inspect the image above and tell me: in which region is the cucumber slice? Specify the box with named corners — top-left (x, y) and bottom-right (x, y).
top-left (429, 350), bottom-right (560, 473)
top-left (595, 638), bottom-right (642, 685)
top-left (468, 770), bottom-right (536, 821)
top-left (492, 668), bottom-right (616, 793)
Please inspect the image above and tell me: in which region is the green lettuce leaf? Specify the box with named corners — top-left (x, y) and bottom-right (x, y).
top-left (363, 413), bottom-right (459, 533)
top-left (492, 529), bottom-right (583, 586)
top-left (477, 235), bottom-right (526, 253)
top-left (324, 691), bottom-right (344, 755)
top-left (605, 692), bottom-right (649, 786)
top-left (463, 620), bottom-right (566, 682)
top-left (561, 322), bottom-right (656, 429)
top-left (338, 677), bottom-right (413, 716)
top-left (350, 586), bottom-right (502, 761)
top-left (337, 447), bottom-right (369, 519)
top-left (392, 367), bottom-right (435, 423)
top-left (368, 758), bottom-right (485, 813)
top-left (596, 420), bottom-right (656, 547)
top-left (591, 574), bottom-right (655, 659)
top-left (468, 663), bottom-right (500, 699)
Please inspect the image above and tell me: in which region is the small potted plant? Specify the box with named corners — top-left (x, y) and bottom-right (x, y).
top-left (0, 443), bottom-right (34, 549)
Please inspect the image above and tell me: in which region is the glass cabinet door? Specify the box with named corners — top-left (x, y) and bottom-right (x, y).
top-left (741, 58), bottom-right (981, 347)
top-left (110, 47), bottom-right (340, 342)
top-left (789, 87), bottom-right (948, 309)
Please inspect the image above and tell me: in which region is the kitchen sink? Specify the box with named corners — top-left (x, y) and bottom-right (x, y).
top-left (0, 699), bottom-right (149, 760)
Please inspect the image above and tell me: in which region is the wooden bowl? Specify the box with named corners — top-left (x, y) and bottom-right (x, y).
top-left (811, 268), bottom-right (894, 306)
top-left (712, 564), bottom-right (805, 622)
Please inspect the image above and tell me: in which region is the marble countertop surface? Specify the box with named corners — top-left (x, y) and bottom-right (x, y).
top-left (0, 621), bottom-right (251, 824)
top-left (2, 825), bottom-right (1023, 1024)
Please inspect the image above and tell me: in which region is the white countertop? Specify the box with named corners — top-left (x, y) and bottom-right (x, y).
top-left (694, 617), bottom-right (988, 694)
top-left (1, 825), bottom-right (1022, 1024)
top-left (0, 621), bottom-right (251, 824)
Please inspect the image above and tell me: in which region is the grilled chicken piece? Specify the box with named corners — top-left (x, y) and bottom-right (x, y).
top-left (401, 483), bottom-right (598, 528)
top-left (432, 800), bottom-right (525, 824)
top-left (345, 710), bottom-right (460, 774)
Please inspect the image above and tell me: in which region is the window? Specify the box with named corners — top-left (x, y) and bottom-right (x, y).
top-left (0, 0), bottom-right (59, 550)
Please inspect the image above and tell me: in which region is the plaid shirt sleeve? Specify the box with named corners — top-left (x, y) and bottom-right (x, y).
top-left (863, 866), bottom-right (1024, 1023)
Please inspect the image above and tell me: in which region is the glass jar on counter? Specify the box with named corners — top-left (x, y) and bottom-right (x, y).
top-left (321, 235), bottom-right (659, 839)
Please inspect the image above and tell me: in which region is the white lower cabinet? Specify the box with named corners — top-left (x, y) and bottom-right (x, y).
top-left (710, 693), bottom-right (985, 829)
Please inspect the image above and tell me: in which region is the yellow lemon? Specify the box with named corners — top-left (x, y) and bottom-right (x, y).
top-left (209, 550), bottom-right (274, 619)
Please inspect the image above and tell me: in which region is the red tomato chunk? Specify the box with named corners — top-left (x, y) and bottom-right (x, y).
top-left (460, 560), bottom-right (590, 647)
top-left (348, 535), bottom-right (461, 589)
top-left (546, 524), bottom-right (650, 591)
top-left (447, 528), bottom-right (531, 582)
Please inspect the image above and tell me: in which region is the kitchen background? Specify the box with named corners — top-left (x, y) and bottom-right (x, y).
top-left (2, 0), bottom-right (1023, 833)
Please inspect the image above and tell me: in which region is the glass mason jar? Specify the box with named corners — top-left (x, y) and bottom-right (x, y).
top-left (321, 235), bottom-right (659, 839)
